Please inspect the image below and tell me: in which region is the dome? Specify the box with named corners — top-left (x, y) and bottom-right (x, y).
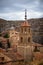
top-left (10, 26), bottom-right (14, 30)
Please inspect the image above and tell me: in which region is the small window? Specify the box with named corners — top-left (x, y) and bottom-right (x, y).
top-left (20, 37), bottom-right (23, 42)
top-left (25, 28), bottom-right (26, 32)
top-left (28, 37), bottom-right (30, 42)
top-left (12, 32), bottom-right (14, 34)
top-left (2, 57), bottom-right (4, 61)
top-left (28, 28), bottom-right (30, 32)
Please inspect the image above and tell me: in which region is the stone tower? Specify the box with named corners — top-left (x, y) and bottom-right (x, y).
top-left (17, 10), bottom-right (33, 60)
top-left (19, 9), bottom-right (32, 46)
top-left (9, 25), bottom-right (19, 47)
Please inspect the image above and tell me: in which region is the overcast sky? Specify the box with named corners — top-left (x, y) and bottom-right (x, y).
top-left (0, 0), bottom-right (43, 20)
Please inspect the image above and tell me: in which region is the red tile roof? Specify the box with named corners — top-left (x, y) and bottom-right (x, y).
top-left (3, 50), bottom-right (24, 61)
top-left (31, 42), bottom-right (43, 47)
top-left (0, 53), bottom-right (12, 62)
top-left (34, 52), bottom-right (43, 60)
top-left (21, 21), bottom-right (30, 27)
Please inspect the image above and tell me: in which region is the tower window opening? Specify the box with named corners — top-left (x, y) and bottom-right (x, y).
top-left (28, 37), bottom-right (30, 42)
top-left (28, 28), bottom-right (30, 32)
top-left (25, 28), bottom-right (26, 32)
top-left (20, 37), bottom-right (23, 42)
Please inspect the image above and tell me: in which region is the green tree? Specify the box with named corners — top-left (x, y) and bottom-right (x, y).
top-left (4, 33), bottom-right (9, 38)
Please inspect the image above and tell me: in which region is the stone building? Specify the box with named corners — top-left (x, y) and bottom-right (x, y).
top-left (33, 52), bottom-right (43, 61)
top-left (0, 53), bottom-right (12, 65)
top-left (19, 10), bottom-right (32, 46)
top-left (17, 9), bottom-right (34, 61)
top-left (9, 25), bottom-right (19, 48)
top-left (0, 37), bottom-right (8, 49)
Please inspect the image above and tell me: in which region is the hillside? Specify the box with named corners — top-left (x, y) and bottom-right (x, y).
top-left (0, 18), bottom-right (43, 44)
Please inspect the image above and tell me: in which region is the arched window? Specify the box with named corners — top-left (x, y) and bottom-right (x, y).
top-left (0, 42), bottom-right (2, 48)
top-left (25, 28), bottom-right (26, 32)
top-left (7, 39), bottom-right (11, 48)
top-left (28, 28), bottom-right (30, 33)
top-left (20, 37), bottom-right (23, 42)
top-left (28, 37), bottom-right (30, 42)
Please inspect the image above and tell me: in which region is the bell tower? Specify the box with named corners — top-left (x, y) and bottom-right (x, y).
top-left (19, 9), bottom-right (32, 46)
top-left (17, 9), bottom-right (33, 60)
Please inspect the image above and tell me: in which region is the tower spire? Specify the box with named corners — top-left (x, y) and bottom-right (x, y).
top-left (25, 9), bottom-right (27, 20)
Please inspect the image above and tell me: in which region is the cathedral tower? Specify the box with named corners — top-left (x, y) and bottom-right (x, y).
top-left (19, 9), bottom-right (32, 46)
top-left (17, 9), bottom-right (32, 60)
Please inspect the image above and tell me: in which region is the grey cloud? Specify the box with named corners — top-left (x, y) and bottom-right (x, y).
top-left (0, 0), bottom-right (43, 19)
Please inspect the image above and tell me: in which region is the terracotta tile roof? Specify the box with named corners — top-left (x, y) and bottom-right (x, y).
top-left (21, 21), bottom-right (30, 27)
top-left (4, 50), bottom-right (24, 61)
top-left (0, 48), bottom-right (6, 52)
top-left (34, 52), bottom-right (43, 60)
top-left (0, 37), bottom-right (7, 44)
top-left (31, 42), bottom-right (43, 47)
top-left (0, 53), bottom-right (12, 62)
